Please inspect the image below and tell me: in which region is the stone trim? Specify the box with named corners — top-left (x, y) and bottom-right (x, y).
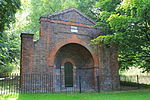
top-left (61, 66), bottom-right (65, 88)
top-left (40, 18), bottom-right (94, 28)
top-left (21, 33), bottom-right (34, 38)
top-left (61, 58), bottom-right (75, 67)
top-left (60, 65), bottom-right (76, 88)
top-left (73, 66), bottom-right (76, 87)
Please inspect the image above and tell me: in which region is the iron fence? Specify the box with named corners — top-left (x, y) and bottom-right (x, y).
top-left (0, 74), bottom-right (98, 94)
top-left (120, 75), bottom-right (150, 90)
top-left (0, 74), bottom-right (150, 94)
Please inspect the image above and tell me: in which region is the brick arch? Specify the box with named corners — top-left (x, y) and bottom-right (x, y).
top-left (61, 58), bottom-right (75, 66)
top-left (48, 34), bottom-right (99, 67)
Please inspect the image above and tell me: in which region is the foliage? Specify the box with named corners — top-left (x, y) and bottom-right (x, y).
top-left (76, 0), bottom-right (97, 20)
top-left (0, 0), bottom-right (21, 74)
top-left (95, 0), bottom-right (121, 12)
top-left (0, 0), bottom-right (21, 33)
top-left (0, 30), bottom-right (20, 73)
top-left (93, 0), bottom-right (150, 72)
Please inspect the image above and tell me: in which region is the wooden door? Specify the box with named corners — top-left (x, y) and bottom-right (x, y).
top-left (64, 62), bottom-right (73, 87)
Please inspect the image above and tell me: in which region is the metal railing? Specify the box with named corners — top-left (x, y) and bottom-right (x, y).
top-left (0, 74), bottom-right (150, 94)
top-left (120, 75), bottom-right (150, 90)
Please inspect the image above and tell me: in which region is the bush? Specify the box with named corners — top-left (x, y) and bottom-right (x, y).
top-left (0, 64), bottom-right (13, 74)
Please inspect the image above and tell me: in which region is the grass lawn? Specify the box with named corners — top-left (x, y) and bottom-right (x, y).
top-left (0, 89), bottom-right (150, 100)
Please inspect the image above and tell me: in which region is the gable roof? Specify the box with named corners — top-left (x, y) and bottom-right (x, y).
top-left (41, 7), bottom-right (96, 25)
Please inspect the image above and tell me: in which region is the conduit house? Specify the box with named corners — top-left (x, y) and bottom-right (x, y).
top-left (20, 8), bottom-right (120, 91)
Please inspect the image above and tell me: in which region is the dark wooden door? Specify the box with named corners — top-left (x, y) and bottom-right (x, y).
top-left (64, 62), bottom-right (73, 87)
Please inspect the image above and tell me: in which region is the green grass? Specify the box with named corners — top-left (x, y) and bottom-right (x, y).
top-left (0, 89), bottom-right (150, 100)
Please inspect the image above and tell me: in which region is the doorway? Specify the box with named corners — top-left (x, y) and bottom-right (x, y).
top-left (64, 62), bottom-right (73, 87)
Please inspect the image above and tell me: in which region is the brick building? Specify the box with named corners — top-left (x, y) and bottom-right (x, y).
top-left (20, 8), bottom-right (120, 91)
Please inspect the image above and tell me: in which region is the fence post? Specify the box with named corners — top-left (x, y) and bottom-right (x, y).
top-left (137, 75), bottom-right (140, 89)
top-left (119, 75), bottom-right (121, 91)
top-left (96, 76), bottom-right (100, 92)
top-left (79, 76), bottom-right (82, 93)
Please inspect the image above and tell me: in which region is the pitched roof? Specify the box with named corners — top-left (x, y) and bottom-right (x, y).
top-left (41, 7), bottom-right (96, 24)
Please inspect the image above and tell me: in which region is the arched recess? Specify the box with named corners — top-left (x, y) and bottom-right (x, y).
top-left (53, 43), bottom-right (96, 88)
top-left (54, 43), bottom-right (94, 69)
top-left (48, 34), bottom-right (99, 67)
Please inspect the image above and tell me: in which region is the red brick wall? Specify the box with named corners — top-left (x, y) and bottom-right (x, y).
top-left (20, 33), bottom-right (34, 74)
top-left (20, 9), bottom-right (120, 90)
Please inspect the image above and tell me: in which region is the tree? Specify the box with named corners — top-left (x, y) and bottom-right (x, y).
top-left (76, 0), bottom-right (97, 20)
top-left (95, 0), bottom-right (121, 12)
top-left (0, 0), bottom-right (21, 33)
top-left (0, 31), bottom-right (20, 74)
top-left (93, 0), bottom-right (150, 72)
top-left (0, 0), bottom-right (21, 74)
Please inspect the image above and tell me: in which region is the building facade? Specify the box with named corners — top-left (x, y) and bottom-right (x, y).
top-left (20, 8), bottom-right (120, 91)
